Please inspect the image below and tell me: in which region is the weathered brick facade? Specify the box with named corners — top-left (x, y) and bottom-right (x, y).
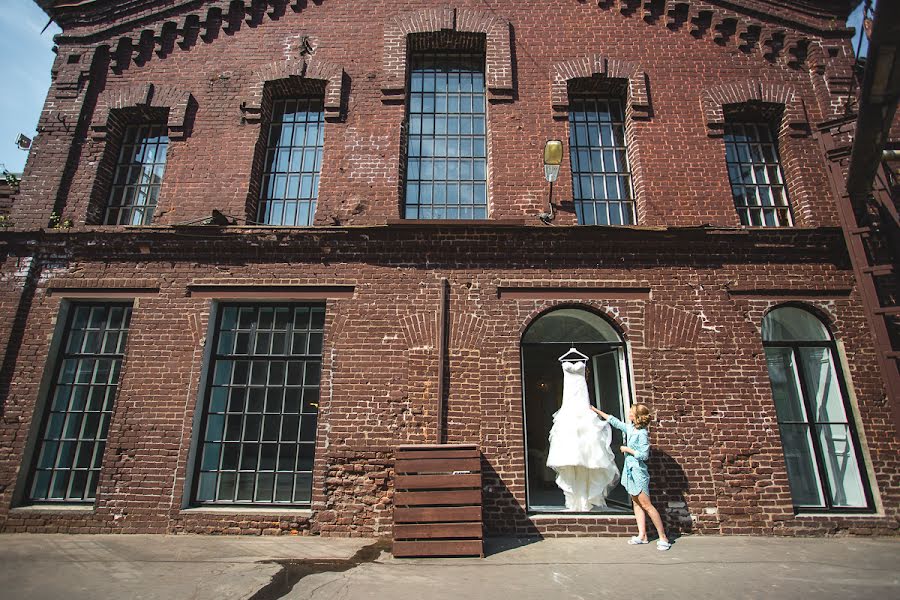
top-left (0, 0), bottom-right (897, 538)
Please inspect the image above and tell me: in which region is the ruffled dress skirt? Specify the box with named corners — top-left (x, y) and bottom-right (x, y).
top-left (546, 405), bottom-right (620, 511)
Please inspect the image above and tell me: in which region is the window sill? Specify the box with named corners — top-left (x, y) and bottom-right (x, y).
top-left (180, 506), bottom-right (313, 516)
top-left (794, 511), bottom-right (882, 518)
top-left (529, 512), bottom-right (635, 520)
top-left (386, 218), bottom-right (527, 227)
top-left (11, 504), bottom-right (94, 513)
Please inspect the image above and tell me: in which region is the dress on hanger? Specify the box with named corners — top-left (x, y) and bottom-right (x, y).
top-left (546, 359), bottom-right (620, 511)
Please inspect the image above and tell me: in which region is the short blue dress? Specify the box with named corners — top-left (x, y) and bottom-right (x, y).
top-left (607, 415), bottom-right (651, 497)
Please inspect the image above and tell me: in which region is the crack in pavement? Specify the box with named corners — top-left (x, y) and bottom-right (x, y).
top-left (246, 539), bottom-right (391, 600)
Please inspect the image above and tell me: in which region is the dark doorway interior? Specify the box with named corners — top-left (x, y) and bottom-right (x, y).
top-left (522, 341), bottom-right (631, 513)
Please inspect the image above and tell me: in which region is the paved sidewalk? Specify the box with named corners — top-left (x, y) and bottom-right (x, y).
top-left (0, 534), bottom-right (897, 600)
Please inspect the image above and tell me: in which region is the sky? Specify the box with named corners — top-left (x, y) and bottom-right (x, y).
top-left (847, 1), bottom-right (872, 59)
top-left (0, 1), bottom-right (60, 174)
top-left (0, 1), bottom-right (874, 175)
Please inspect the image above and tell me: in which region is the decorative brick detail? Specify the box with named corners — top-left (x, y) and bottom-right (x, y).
top-left (51, 47), bottom-right (93, 100)
top-left (646, 304), bottom-right (703, 349)
top-left (400, 312), bottom-right (438, 351)
top-left (517, 300), bottom-right (633, 342)
top-left (450, 312), bottom-right (486, 350)
top-left (90, 82), bottom-right (193, 139)
top-left (806, 40), bottom-right (857, 120)
top-left (700, 80), bottom-right (808, 136)
top-left (382, 7), bottom-right (513, 99)
top-left (240, 55), bottom-right (346, 123)
top-left (550, 54), bottom-right (651, 120)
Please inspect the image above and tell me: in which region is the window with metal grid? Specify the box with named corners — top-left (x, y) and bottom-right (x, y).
top-left (404, 53), bottom-right (487, 219)
top-left (257, 98), bottom-right (324, 226)
top-left (724, 122), bottom-right (793, 227)
top-left (568, 97), bottom-right (635, 225)
top-left (194, 304), bottom-right (325, 506)
top-left (105, 124), bottom-right (168, 225)
top-left (28, 303), bottom-right (132, 503)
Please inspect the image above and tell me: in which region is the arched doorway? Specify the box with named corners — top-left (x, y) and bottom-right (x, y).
top-left (521, 307), bottom-right (633, 512)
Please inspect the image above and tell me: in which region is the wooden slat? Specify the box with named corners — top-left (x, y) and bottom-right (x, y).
top-left (396, 444), bottom-right (477, 451)
top-left (393, 522), bottom-right (483, 540)
top-left (393, 540), bottom-right (483, 558)
top-left (395, 448), bottom-right (481, 460)
top-left (394, 506), bottom-right (482, 523)
top-left (395, 473), bottom-right (481, 490)
top-left (395, 457), bottom-right (481, 474)
top-left (394, 489), bottom-right (481, 506)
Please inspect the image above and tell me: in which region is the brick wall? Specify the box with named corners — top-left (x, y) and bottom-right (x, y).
top-left (1, 0), bottom-right (896, 537)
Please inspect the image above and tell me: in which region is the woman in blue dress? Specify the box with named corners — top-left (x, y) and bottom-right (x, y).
top-left (591, 403), bottom-right (672, 551)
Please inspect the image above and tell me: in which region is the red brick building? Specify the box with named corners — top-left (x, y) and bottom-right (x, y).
top-left (0, 0), bottom-right (897, 538)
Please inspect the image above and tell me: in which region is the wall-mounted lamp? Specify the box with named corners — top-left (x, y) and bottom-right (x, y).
top-left (543, 140), bottom-right (563, 183)
top-left (15, 134), bottom-right (32, 151)
top-left (540, 140), bottom-right (563, 224)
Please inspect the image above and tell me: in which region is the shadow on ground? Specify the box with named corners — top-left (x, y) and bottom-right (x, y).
top-left (484, 536), bottom-right (544, 557)
top-left (248, 538), bottom-right (392, 600)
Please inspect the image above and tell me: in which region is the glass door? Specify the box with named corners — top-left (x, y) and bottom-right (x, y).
top-left (590, 347), bottom-right (631, 508)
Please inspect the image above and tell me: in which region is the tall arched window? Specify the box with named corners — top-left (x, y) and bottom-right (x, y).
top-left (762, 306), bottom-right (873, 511)
top-left (521, 308), bottom-right (632, 512)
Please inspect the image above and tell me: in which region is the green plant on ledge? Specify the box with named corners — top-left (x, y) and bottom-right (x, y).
top-left (0, 214), bottom-right (12, 228)
top-left (2, 169), bottom-right (20, 193)
top-left (49, 212), bottom-right (74, 230)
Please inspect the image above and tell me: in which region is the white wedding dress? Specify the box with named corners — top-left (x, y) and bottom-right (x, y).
top-left (546, 360), bottom-right (620, 511)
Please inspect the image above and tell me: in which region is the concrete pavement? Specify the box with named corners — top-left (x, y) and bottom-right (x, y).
top-left (0, 534), bottom-right (897, 599)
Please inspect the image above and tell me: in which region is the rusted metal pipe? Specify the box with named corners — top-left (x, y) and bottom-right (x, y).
top-left (436, 277), bottom-right (449, 444)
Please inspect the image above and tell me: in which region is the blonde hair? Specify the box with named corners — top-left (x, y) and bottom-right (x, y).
top-left (631, 403), bottom-right (652, 429)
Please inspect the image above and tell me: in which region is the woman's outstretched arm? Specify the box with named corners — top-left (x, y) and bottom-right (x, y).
top-left (592, 406), bottom-right (627, 432)
top-left (589, 405), bottom-right (610, 419)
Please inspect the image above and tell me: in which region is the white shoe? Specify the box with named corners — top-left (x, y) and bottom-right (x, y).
top-left (627, 536), bottom-right (648, 545)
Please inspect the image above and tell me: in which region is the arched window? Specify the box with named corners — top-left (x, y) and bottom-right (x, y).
top-left (521, 308), bottom-right (632, 512)
top-left (762, 306), bottom-right (873, 511)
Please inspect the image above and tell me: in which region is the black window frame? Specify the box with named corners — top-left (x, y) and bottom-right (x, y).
top-left (190, 302), bottom-right (325, 507)
top-left (403, 49), bottom-right (488, 220)
top-left (104, 122), bottom-right (169, 226)
top-left (763, 330), bottom-right (875, 514)
top-left (255, 96), bottom-right (325, 226)
top-left (567, 94), bottom-right (636, 226)
top-left (723, 119), bottom-right (794, 228)
top-left (24, 302), bottom-right (133, 505)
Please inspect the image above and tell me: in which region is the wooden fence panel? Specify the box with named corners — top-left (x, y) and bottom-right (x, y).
top-left (393, 444), bottom-right (483, 558)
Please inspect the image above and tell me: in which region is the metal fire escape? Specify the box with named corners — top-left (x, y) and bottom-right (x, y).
top-left (817, 0), bottom-right (900, 432)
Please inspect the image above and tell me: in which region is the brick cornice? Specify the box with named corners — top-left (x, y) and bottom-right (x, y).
top-left (700, 80), bottom-right (809, 136)
top-left (239, 55), bottom-right (346, 123)
top-left (381, 7), bottom-right (513, 100)
top-left (90, 82), bottom-right (194, 139)
top-left (550, 54), bottom-right (651, 120)
top-left (46, 1), bottom-right (852, 74)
